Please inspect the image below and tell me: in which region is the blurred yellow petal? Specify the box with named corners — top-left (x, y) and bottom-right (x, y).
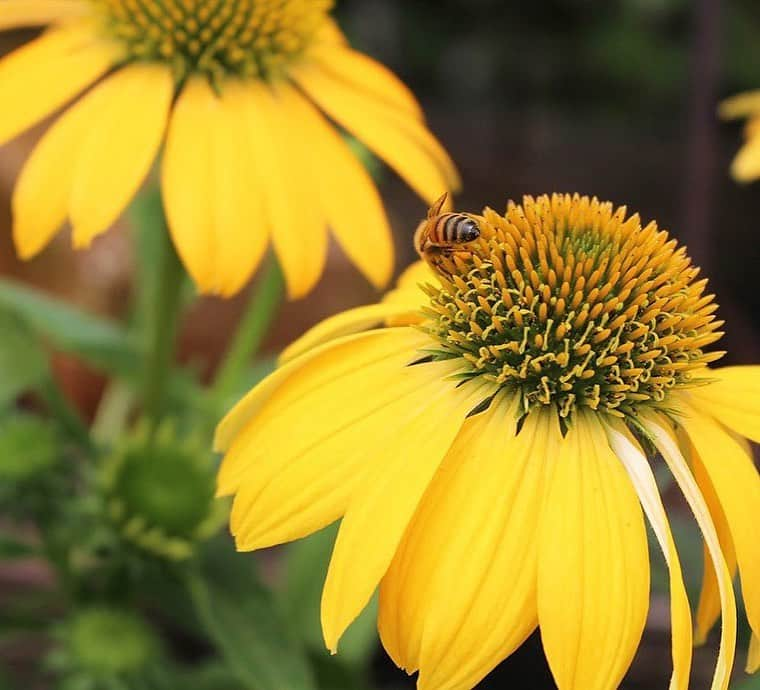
top-left (69, 63), bottom-right (172, 247)
top-left (749, 633), bottom-right (760, 674)
top-left (538, 412), bottom-right (649, 690)
top-left (644, 413), bottom-right (737, 690)
top-left (11, 79), bottom-right (100, 258)
top-left (311, 45), bottom-right (423, 120)
top-left (283, 85), bottom-right (393, 289)
top-left (719, 90), bottom-right (760, 120)
top-left (244, 82), bottom-right (327, 299)
top-left (163, 78), bottom-right (269, 295)
top-left (680, 409), bottom-right (760, 646)
top-left (687, 366), bottom-right (760, 443)
top-left (0, 23), bottom-right (118, 145)
top-left (224, 329), bottom-right (450, 549)
top-left (0, 0), bottom-right (89, 29)
top-left (292, 61), bottom-right (460, 203)
top-left (321, 376), bottom-right (496, 653)
top-left (379, 400), bottom-right (557, 690)
top-left (607, 420), bottom-right (693, 690)
top-left (279, 303), bottom-right (416, 364)
top-left (731, 140), bottom-right (760, 183)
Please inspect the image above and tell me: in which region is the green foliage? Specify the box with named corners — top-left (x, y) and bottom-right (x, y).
top-left (0, 310), bottom-right (48, 407)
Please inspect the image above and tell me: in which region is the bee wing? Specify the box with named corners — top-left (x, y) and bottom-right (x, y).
top-left (427, 192), bottom-right (448, 218)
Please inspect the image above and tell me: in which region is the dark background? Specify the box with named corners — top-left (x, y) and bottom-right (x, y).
top-left (1, 0), bottom-right (759, 687)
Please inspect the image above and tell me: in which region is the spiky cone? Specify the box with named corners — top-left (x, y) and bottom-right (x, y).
top-left (101, 423), bottom-right (227, 560)
top-left (0, 0), bottom-right (459, 298)
top-left (216, 194), bottom-right (760, 690)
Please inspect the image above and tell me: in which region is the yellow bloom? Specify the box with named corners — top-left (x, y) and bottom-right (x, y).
top-left (720, 90), bottom-right (760, 182)
top-left (216, 194), bottom-right (760, 690)
top-left (0, 0), bottom-right (459, 298)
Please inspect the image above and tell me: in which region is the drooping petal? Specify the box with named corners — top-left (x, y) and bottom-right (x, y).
top-left (243, 82), bottom-right (327, 299)
top-left (69, 64), bottom-right (173, 247)
top-left (687, 366), bottom-right (760, 442)
top-left (292, 61), bottom-right (460, 203)
top-left (606, 419), bottom-right (693, 690)
top-left (679, 408), bottom-right (760, 646)
top-left (537, 412), bottom-right (650, 690)
top-left (680, 430), bottom-right (737, 645)
top-left (0, 0), bottom-right (89, 29)
top-left (379, 398), bottom-right (559, 690)
top-left (12, 75), bottom-right (100, 257)
top-left (731, 140), bottom-right (760, 182)
top-left (224, 330), bottom-right (461, 550)
top-left (749, 633), bottom-right (760, 674)
top-left (0, 23), bottom-right (119, 145)
top-left (321, 376), bottom-right (496, 653)
top-left (644, 413), bottom-right (737, 690)
top-left (162, 78), bottom-right (268, 295)
top-left (310, 45), bottom-right (423, 120)
top-left (282, 85), bottom-right (393, 288)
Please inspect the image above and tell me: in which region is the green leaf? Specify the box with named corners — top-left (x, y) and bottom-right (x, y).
top-left (280, 524), bottom-right (379, 668)
top-left (188, 538), bottom-right (316, 690)
top-left (0, 534), bottom-right (38, 560)
top-left (0, 280), bottom-right (141, 376)
top-left (0, 310), bottom-right (48, 406)
top-left (733, 674), bottom-right (760, 689)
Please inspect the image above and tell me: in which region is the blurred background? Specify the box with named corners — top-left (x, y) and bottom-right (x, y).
top-left (2, 0), bottom-right (760, 687)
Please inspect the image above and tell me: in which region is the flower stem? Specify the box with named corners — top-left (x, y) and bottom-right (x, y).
top-left (141, 214), bottom-right (185, 430)
top-left (212, 257), bottom-right (284, 402)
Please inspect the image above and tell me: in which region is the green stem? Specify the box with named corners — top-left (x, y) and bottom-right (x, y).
top-left (91, 380), bottom-right (134, 445)
top-left (212, 258), bottom-right (284, 401)
top-left (141, 222), bottom-right (185, 430)
top-left (40, 379), bottom-right (91, 449)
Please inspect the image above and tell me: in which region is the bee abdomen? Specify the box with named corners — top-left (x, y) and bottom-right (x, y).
top-left (435, 214), bottom-right (480, 244)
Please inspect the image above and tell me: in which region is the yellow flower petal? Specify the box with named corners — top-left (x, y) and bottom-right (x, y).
top-left (379, 399), bottom-right (558, 690)
top-left (644, 413), bottom-right (737, 690)
top-left (731, 139), bottom-right (760, 182)
top-left (69, 63), bottom-right (172, 247)
top-left (282, 85), bottom-right (393, 289)
top-left (680, 409), bottom-right (760, 646)
top-left (244, 82), bottom-right (327, 299)
top-left (0, 0), bottom-right (89, 29)
top-left (748, 633), bottom-right (760, 674)
top-left (0, 22), bottom-right (118, 146)
top-left (606, 419), bottom-right (693, 690)
top-left (223, 329), bottom-right (452, 550)
top-left (681, 431), bottom-right (737, 645)
top-left (162, 78), bottom-right (269, 295)
top-left (687, 366), bottom-right (760, 443)
top-left (321, 375), bottom-right (496, 653)
top-left (310, 45), bottom-right (423, 120)
top-left (292, 61), bottom-right (460, 203)
top-left (719, 90), bottom-right (760, 120)
top-left (12, 76), bottom-right (100, 258)
top-left (538, 412), bottom-right (650, 690)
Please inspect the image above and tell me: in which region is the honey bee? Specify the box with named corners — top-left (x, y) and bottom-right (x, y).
top-left (414, 193), bottom-right (480, 260)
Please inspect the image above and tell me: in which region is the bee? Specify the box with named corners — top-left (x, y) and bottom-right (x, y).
top-left (414, 193), bottom-right (480, 260)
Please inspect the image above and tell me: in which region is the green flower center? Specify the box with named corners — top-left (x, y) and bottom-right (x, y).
top-left (422, 194), bottom-right (724, 420)
top-left (92, 0), bottom-right (333, 81)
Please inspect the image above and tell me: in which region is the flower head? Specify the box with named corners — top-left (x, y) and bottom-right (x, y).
top-left (216, 194), bottom-right (760, 690)
top-left (0, 0), bottom-right (459, 297)
top-left (102, 423), bottom-right (226, 560)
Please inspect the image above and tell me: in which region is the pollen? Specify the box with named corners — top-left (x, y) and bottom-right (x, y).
top-left (91, 0), bottom-right (333, 82)
top-left (422, 194), bottom-right (724, 419)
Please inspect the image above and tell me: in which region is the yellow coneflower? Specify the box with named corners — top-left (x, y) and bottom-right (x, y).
top-left (216, 194), bottom-right (760, 690)
top-left (720, 90), bottom-right (760, 182)
top-left (0, 0), bottom-right (458, 298)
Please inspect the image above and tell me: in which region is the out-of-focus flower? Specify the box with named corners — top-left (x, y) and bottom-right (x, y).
top-left (0, 0), bottom-right (459, 298)
top-left (47, 606), bottom-right (160, 688)
top-left (720, 91), bottom-right (760, 182)
top-left (102, 424), bottom-right (226, 560)
top-left (215, 194), bottom-right (760, 690)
